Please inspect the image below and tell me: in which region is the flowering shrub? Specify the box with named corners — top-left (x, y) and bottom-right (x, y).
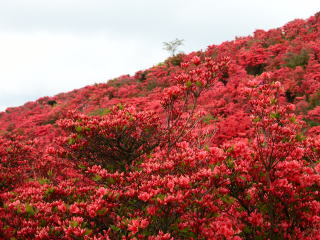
top-left (0, 135), bottom-right (35, 193)
top-left (0, 12), bottom-right (320, 240)
top-left (58, 105), bottom-right (162, 171)
top-left (284, 49), bottom-right (310, 69)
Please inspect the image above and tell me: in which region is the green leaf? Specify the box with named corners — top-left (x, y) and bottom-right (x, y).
top-left (110, 225), bottom-right (121, 232)
top-left (195, 81), bottom-right (202, 87)
top-left (16, 206), bottom-right (22, 214)
top-left (226, 146), bottom-right (234, 153)
top-left (209, 164), bottom-right (216, 170)
top-left (70, 220), bottom-right (79, 228)
top-left (243, 225), bottom-right (252, 234)
top-left (239, 176), bottom-right (247, 181)
top-left (44, 187), bottom-right (55, 197)
top-left (225, 157), bottom-right (235, 169)
top-left (85, 228), bottom-right (93, 235)
top-left (78, 164), bottom-right (87, 170)
top-left (6, 147), bottom-right (12, 152)
top-left (52, 206), bottom-right (58, 213)
top-left (47, 169), bottom-right (53, 177)
top-left (178, 227), bottom-right (197, 238)
top-left (25, 204), bottom-right (35, 217)
top-left (92, 174), bottom-right (102, 182)
top-left (258, 203), bottom-right (269, 215)
top-left (117, 103), bottom-right (124, 110)
top-left (270, 112), bottom-right (280, 119)
top-left (270, 98), bottom-right (277, 105)
top-left (203, 114), bottom-right (215, 124)
top-left (253, 117), bottom-right (261, 123)
top-left (89, 108), bottom-right (111, 116)
top-left (295, 133), bottom-right (306, 142)
top-left (185, 80), bottom-right (192, 88)
top-left (105, 177), bottom-right (116, 185)
top-left (68, 137), bottom-right (76, 145)
top-left (75, 126), bottom-right (83, 133)
top-left (289, 116), bottom-right (296, 123)
top-left (204, 144), bottom-right (210, 152)
top-left (220, 195), bottom-right (235, 204)
top-left (97, 208), bottom-right (108, 216)
top-left (155, 194), bottom-right (166, 201)
top-left (38, 178), bottom-right (50, 185)
top-left (101, 108), bottom-right (111, 115)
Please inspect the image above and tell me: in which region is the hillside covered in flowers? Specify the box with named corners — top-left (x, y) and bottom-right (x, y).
top-left (1, 13), bottom-right (320, 240)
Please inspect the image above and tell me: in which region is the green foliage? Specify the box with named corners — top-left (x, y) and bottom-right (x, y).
top-left (308, 92), bottom-right (320, 109)
top-left (117, 103), bottom-right (124, 110)
top-left (104, 177), bottom-right (116, 186)
top-left (47, 169), bottom-right (53, 177)
top-left (284, 49), bottom-right (309, 69)
top-left (25, 204), bottom-right (36, 217)
top-left (84, 228), bottom-right (93, 236)
top-left (78, 164), bottom-right (87, 170)
top-left (285, 90), bottom-right (296, 103)
top-left (202, 114), bottom-right (216, 124)
top-left (44, 187), bottom-right (55, 198)
top-left (75, 126), bottom-right (83, 133)
top-left (146, 80), bottom-right (158, 91)
top-left (245, 64), bottom-right (266, 76)
top-left (97, 208), bottom-right (108, 216)
top-left (110, 224), bottom-right (121, 232)
top-left (304, 118), bottom-right (320, 127)
top-left (40, 115), bottom-right (58, 125)
top-left (295, 133), bottom-right (306, 142)
top-left (67, 134), bottom-right (83, 145)
top-left (165, 53), bottom-right (184, 66)
top-left (38, 178), bottom-right (50, 185)
top-left (92, 174), bottom-right (102, 182)
top-left (175, 226), bottom-right (197, 238)
top-left (270, 98), bottom-right (278, 105)
top-left (70, 220), bottom-right (79, 228)
top-left (270, 112), bottom-right (281, 119)
top-left (253, 117), bottom-right (261, 123)
top-left (107, 77), bottom-right (133, 88)
top-left (289, 116), bottom-right (296, 123)
top-left (225, 157), bottom-right (235, 169)
top-left (154, 194), bottom-right (166, 202)
top-left (220, 194), bottom-right (235, 204)
top-left (47, 100), bottom-right (57, 106)
top-left (136, 71), bottom-right (148, 82)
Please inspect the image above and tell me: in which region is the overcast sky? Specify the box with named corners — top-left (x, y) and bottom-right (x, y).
top-left (0, 0), bottom-right (319, 111)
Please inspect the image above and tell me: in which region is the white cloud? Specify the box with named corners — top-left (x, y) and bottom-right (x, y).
top-left (0, 32), bottom-right (167, 111)
top-left (0, 0), bottom-right (319, 111)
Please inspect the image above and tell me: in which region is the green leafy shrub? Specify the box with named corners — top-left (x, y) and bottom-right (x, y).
top-left (284, 49), bottom-right (309, 69)
top-left (165, 53), bottom-right (184, 66)
top-left (58, 105), bottom-right (162, 171)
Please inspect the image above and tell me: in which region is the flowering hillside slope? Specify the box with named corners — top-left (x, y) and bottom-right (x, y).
top-left (0, 13), bottom-right (320, 240)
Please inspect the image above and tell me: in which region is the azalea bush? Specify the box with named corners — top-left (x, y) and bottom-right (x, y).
top-left (0, 12), bottom-right (320, 240)
top-left (58, 104), bottom-right (162, 172)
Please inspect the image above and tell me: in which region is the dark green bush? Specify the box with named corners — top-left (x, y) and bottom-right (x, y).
top-left (165, 53), bottom-right (184, 66)
top-left (245, 64), bottom-right (266, 75)
top-left (146, 80), bottom-right (158, 91)
top-left (284, 49), bottom-right (309, 69)
top-left (285, 90), bottom-right (296, 103)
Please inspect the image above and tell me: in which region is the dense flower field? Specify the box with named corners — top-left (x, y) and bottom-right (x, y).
top-left (0, 13), bottom-right (320, 239)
